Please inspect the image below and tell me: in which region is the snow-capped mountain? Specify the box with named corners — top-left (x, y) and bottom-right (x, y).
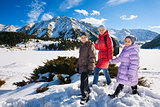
top-left (17, 16), bottom-right (159, 42)
top-left (17, 16), bottom-right (99, 41)
top-left (0, 24), bottom-right (19, 32)
top-left (1, 16), bottom-right (159, 42)
top-left (141, 34), bottom-right (160, 49)
top-left (110, 28), bottom-right (159, 41)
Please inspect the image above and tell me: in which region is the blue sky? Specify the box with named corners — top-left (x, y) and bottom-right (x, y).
top-left (0, 0), bottom-right (160, 33)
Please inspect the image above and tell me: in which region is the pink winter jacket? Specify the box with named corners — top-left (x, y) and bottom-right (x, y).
top-left (112, 44), bottom-right (140, 86)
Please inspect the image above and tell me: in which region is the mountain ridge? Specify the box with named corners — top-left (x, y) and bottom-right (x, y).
top-left (0, 16), bottom-right (159, 42)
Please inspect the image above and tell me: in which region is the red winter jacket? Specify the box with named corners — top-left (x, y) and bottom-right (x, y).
top-left (95, 31), bottom-right (113, 69)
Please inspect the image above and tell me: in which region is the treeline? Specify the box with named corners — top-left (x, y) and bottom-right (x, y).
top-left (0, 32), bottom-right (81, 50)
top-left (43, 38), bottom-right (81, 50)
top-left (141, 35), bottom-right (160, 49)
top-left (0, 31), bottom-right (36, 47)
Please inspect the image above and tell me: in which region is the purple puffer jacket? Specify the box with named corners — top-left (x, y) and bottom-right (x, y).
top-left (112, 44), bottom-right (139, 86)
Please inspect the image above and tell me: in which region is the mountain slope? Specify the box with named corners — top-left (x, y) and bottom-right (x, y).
top-left (0, 24), bottom-right (19, 32)
top-left (141, 35), bottom-right (160, 49)
top-left (110, 28), bottom-right (159, 41)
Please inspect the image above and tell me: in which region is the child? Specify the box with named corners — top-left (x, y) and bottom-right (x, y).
top-left (108, 36), bottom-right (139, 98)
top-left (77, 32), bottom-right (96, 104)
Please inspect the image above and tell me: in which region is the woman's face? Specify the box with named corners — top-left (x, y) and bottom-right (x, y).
top-left (125, 38), bottom-right (133, 47)
top-left (81, 35), bottom-right (88, 43)
top-left (99, 28), bottom-right (105, 35)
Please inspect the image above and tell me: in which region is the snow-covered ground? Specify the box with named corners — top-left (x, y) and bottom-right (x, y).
top-left (0, 50), bottom-right (79, 90)
top-left (0, 48), bottom-right (160, 107)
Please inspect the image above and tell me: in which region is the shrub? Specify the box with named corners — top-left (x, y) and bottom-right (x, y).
top-left (36, 39), bottom-right (39, 42)
top-left (138, 77), bottom-right (151, 87)
top-left (57, 74), bottom-right (71, 84)
top-left (26, 56), bottom-right (78, 83)
top-left (36, 84), bottom-right (49, 93)
top-left (108, 64), bottom-right (118, 78)
top-left (98, 64), bottom-right (118, 78)
top-left (0, 79), bottom-right (5, 87)
top-left (99, 72), bottom-right (104, 76)
top-left (26, 69), bottom-right (40, 83)
top-left (142, 68), bottom-right (147, 70)
top-left (13, 80), bottom-right (28, 87)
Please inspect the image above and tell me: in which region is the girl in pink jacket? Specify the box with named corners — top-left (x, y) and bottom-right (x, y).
top-left (108, 36), bottom-right (139, 98)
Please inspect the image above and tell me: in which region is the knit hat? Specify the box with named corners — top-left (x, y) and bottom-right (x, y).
top-left (98, 25), bottom-right (106, 30)
top-left (125, 35), bottom-right (136, 44)
top-left (81, 32), bottom-right (89, 38)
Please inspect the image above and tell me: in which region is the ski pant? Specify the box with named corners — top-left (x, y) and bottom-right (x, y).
top-left (80, 72), bottom-right (90, 98)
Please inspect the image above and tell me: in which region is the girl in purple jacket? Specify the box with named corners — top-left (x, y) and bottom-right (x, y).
top-left (108, 36), bottom-right (139, 98)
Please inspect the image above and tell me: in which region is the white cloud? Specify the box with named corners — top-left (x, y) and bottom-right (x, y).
top-left (20, 20), bottom-right (25, 23)
top-left (59, 0), bottom-right (83, 11)
top-left (41, 13), bottom-right (53, 21)
top-left (107, 0), bottom-right (134, 5)
top-left (149, 25), bottom-right (160, 29)
top-left (91, 10), bottom-right (100, 16)
top-left (120, 15), bottom-right (138, 20)
top-left (27, 0), bottom-right (46, 24)
top-left (74, 9), bottom-right (88, 16)
top-left (81, 17), bottom-right (107, 26)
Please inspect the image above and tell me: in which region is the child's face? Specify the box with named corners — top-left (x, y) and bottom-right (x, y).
top-left (125, 38), bottom-right (133, 47)
top-left (99, 28), bottom-right (105, 35)
top-left (81, 35), bottom-right (88, 43)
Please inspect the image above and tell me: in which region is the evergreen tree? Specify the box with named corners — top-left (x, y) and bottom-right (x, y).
top-left (0, 31), bottom-right (36, 47)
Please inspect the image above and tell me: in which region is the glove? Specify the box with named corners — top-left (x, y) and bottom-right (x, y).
top-left (109, 60), bottom-right (113, 64)
top-left (88, 70), bottom-right (93, 75)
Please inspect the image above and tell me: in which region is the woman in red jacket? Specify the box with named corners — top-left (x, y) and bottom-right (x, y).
top-left (93, 25), bottom-right (113, 85)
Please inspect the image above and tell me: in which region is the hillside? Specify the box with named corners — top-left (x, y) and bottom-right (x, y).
top-left (141, 35), bottom-right (160, 49)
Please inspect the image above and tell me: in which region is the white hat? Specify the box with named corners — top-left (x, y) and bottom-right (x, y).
top-left (98, 25), bottom-right (106, 30)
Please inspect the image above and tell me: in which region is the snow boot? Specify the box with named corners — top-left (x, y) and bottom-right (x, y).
top-left (131, 85), bottom-right (139, 95)
top-left (80, 96), bottom-right (89, 105)
top-left (132, 89), bottom-right (139, 95)
top-left (108, 84), bottom-right (124, 98)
